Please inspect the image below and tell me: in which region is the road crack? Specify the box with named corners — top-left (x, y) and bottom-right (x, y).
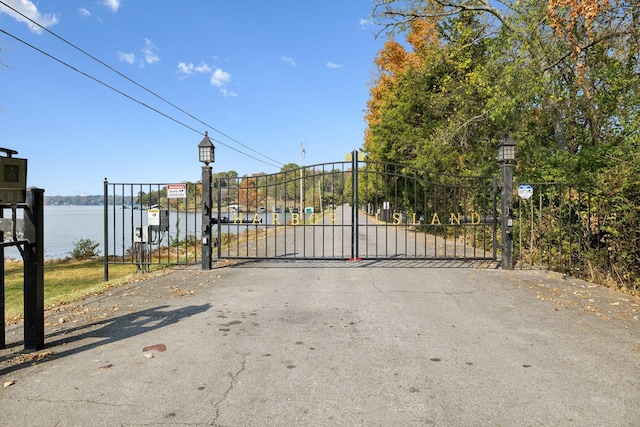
top-left (212, 354), bottom-right (247, 426)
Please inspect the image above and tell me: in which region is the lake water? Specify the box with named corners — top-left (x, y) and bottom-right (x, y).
top-left (2, 205), bottom-right (299, 260)
top-left (3, 205), bottom-right (105, 260)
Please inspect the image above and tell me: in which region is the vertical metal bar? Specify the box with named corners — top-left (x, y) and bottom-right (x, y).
top-left (217, 178), bottom-right (222, 260)
top-left (0, 207), bottom-right (4, 349)
top-left (103, 178), bottom-right (109, 281)
top-left (425, 173), bottom-right (430, 258)
top-left (492, 176), bottom-right (498, 261)
top-left (413, 170), bottom-right (418, 258)
top-left (23, 188), bottom-right (45, 351)
top-left (350, 150), bottom-right (358, 260)
top-left (530, 191), bottom-right (534, 266)
top-left (118, 184), bottom-right (124, 262)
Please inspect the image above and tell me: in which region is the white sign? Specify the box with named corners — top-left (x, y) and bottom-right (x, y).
top-left (518, 184), bottom-right (534, 199)
top-left (148, 208), bottom-right (160, 226)
top-left (167, 183), bottom-right (187, 199)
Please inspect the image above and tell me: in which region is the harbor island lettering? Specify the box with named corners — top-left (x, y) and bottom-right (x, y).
top-left (228, 211), bottom-right (484, 226)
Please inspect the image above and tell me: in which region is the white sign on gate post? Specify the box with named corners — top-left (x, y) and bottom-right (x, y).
top-left (518, 184), bottom-right (533, 199)
top-left (167, 183), bottom-right (187, 199)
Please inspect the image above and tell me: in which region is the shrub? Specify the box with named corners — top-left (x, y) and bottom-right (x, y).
top-left (70, 238), bottom-right (101, 260)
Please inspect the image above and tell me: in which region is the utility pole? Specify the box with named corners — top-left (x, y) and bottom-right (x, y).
top-left (300, 143), bottom-right (305, 212)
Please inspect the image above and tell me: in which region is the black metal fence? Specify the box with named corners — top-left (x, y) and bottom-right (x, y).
top-left (103, 180), bottom-right (202, 280)
top-left (102, 165), bottom-right (637, 292)
top-left (215, 160), bottom-right (354, 260)
top-left (511, 183), bottom-right (612, 280)
top-left (355, 160), bottom-right (498, 260)
top-left (215, 153), bottom-right (498, 261)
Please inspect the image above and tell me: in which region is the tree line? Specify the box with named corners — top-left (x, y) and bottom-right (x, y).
top-left (365, 0), bottom-right (639, 289)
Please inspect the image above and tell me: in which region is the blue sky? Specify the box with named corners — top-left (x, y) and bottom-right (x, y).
top-left (0, 0), bottom-right (383, 196)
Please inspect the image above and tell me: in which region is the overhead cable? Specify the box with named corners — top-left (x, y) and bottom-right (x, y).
top-left (0, 0), bottom-right (284, 168)
top-left (0, 28), bottom-right (281, 169)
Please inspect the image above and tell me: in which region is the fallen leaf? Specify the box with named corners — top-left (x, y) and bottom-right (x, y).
top-left (4, 380), bottom-right (16, 388)
top-left (17, 351), bottom-right (55, 363)
top-left (97, 364), bottom-right (113, 371)
top-left (609, 302), bottom-right (620, 306)
top-left (142, 344), bottom-right (167, 352)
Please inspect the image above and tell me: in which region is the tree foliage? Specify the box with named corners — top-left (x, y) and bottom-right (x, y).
top-left (366, 0), bottom-right (640, 288)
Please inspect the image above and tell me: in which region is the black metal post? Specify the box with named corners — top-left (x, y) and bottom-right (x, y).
top-left (103, 178), bottom-right (109, 281)
top-left (216, 178), bottom-right (222, 259)
top-left (24, 187), bottom-right (45, 350)
top-left (501, 163), bottom-right (514, 270)
top-left (0, 208), bottom-right (4, 349)
top-left (202, 165), bottom-right (212, 270)
top-left (350, 150), bottom-right (359, 260)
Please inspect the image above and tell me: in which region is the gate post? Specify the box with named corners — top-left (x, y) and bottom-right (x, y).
top-left (23, 187), bottom-right (45, 350)
top-left (103, 178), bottom-right (109, 281)
top-left (198, 132), bottom-right (215, 270)
top-left (201, 165), bottom-right (212, 270)
top-left (498, 136), bottom-right (516, 270)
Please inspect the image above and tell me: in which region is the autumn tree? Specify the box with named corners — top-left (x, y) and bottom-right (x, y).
top-left (236, 177), bottom-right (265, 211)
top-left (368, 0), bottom-right (640, 185)
top-left (366, 0), bottom-right (640, 287)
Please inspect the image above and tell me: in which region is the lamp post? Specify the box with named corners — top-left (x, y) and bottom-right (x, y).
top-left (198, 131), bottom-right (215, 270)
top-left (498, 135), bottom-right (516, 270)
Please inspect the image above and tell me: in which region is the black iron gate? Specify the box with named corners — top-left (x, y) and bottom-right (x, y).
top-left (216, 151), bottom-right (498, 262)
top-left (103, 180), bottom-right (203, 280)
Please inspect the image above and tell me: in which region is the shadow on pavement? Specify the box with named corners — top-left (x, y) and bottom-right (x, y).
top-left (0, 303), bottom-right (211, 377)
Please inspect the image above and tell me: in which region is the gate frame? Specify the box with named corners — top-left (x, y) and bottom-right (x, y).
top-left (215, 151), bottom-right (500, 263)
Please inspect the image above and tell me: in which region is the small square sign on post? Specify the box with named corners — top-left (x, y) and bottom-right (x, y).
top-left (167, 183), bottom-right (187, 199)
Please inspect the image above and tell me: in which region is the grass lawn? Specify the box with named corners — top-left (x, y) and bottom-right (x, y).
top-left (2, 259), bottom-right (140, 324)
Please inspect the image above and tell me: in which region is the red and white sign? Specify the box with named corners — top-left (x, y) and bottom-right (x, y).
top-left (167, 183), bottom-right (187, 199)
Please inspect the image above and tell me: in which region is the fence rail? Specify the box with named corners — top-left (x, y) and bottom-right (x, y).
top-left (511, 183), bottom-right (614, 283)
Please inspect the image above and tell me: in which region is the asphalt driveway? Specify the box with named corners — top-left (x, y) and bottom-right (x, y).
top-left (1, 260), bottom-right (639, 426)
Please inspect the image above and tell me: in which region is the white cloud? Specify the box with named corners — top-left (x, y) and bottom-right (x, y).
top-left (326, 61), bottom-right (343, 69)
top-left (141, 38), bottom-right (160, 64)
top-left (177, 61), bottom-right (235, 97)
top-left (280, 56), bottom-right (296, 66)
top-left (211, 68), bottom-right (231, 87)
top-left (176, 62), bottom-right (212, 77)
top-left (0, 0), bottom-right (59, 34)
top-left (79, 8), bottom-right (91, 17)
top-left (211, 68), bottom-right (236, 97)
top-left (103, 0), bottom-right (120, 13)
top-left (117, 51), bottom-right (135, 64)
top-left (219, 88), bottom-right (237, 98)
top-left (359, 18), bottom-right (372, 29)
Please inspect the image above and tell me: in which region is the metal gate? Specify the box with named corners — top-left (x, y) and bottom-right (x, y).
top-left (103, 180), bottom-right (203, 279)
top-left (216, 151), bottom-right (498, 262)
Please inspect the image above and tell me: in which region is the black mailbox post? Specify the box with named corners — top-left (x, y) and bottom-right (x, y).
top-left (0, 148), bottom-right (45, 351)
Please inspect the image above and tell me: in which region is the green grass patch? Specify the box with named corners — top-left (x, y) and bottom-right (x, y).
top-left (3, 259), bottom-right (138, 323)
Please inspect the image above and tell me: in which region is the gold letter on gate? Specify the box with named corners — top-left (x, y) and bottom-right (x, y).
top-left (471, 212), bottom-right (481, 224)
top-left (450, 213), bottom-right (461, 225)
